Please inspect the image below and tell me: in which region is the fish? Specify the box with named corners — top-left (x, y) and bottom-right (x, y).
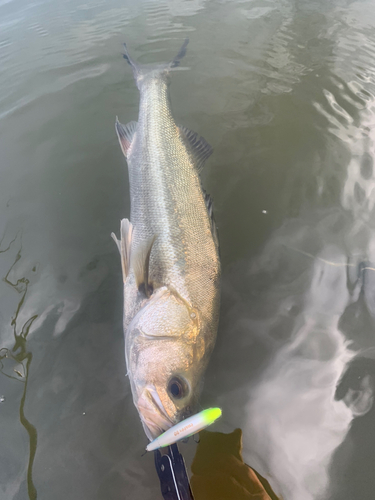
top-left (111, 40), bottom-right (221, 440)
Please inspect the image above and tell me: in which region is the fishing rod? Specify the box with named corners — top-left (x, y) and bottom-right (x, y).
top-left (150, 408), bottom-right (222, 500)
top-left (154, 443), bottom-right (194, 500)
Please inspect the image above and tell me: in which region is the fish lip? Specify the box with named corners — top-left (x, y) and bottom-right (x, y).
top-left (137, 385), bottom-right (174, 439)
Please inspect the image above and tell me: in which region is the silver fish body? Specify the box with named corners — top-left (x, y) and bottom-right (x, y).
top-left (112, 41), bottom-right (220, 440)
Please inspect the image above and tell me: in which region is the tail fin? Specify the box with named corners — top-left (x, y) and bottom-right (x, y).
top-left (169, 38), bottom-right (189, 68)
top-left (122, 42), bottom-right (139, 74)
top-left (122, 39), bottom-right (189, 81)
top-left (122, 43), bottom-right (140, 81)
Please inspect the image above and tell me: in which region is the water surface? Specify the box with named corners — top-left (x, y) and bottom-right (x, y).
top-left (2, 0), bottom-right (375, 498)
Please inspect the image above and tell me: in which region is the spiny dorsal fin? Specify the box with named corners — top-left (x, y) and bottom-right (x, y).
top-left (179, 126), bottom-right (213, 172)
top-left (115, 118), bottom-right (137, 157)
top-left (111, 218), bottom-right (133, 282)
top-left (132, 235), bottom-right (156, 298)
top-left (203, 190), bottom-right (219, 250)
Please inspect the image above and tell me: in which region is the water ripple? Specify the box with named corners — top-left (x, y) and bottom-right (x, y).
top-left (0, 63), bottom-right (110, 120)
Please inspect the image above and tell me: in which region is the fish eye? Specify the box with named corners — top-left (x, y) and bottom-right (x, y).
top-left (168, 377), bottom-right (187, 400)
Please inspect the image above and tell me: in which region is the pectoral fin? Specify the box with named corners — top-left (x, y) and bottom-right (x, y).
top-left (115, 118), bottom-right (137, 157)
top-left (203, 190), bottom-right (219, 251)
top-left (179, 126), bottom-right (213, 172)
top-left (111, 218), bottom-right (133, 282)
top-left (132, 235), bottom-right (156, 298)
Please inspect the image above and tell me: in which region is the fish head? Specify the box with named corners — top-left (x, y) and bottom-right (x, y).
top-left (126, 287), bottom-right (207, 440)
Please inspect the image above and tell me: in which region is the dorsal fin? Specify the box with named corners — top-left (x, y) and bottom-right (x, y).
top-left (132, 235), bottom-right (156, 298)
top-left (111, 218), bottom-right (133, 282)
top-left (115, 118), bottom-right (137, 157)
top-left (203, 190), bottom-right (219, 251)
top-left (179, 126), bottom-right (213, 172)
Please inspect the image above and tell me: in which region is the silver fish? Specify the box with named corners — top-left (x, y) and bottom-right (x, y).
top-left (111, 40), bottom-right (220, 440)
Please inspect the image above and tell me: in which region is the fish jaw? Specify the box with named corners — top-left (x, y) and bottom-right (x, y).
top-left (137, 385), bottom-right (175, 440)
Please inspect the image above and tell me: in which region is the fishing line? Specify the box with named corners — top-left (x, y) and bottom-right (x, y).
top-left (285, 245), bottom-right (375, 272)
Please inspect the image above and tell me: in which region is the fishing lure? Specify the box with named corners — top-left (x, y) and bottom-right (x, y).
top-left (146, 408), bottom-right (222, 451)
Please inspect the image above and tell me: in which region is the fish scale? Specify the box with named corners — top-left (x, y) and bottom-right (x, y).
top-left (128, 77), bottom-right (219, 326)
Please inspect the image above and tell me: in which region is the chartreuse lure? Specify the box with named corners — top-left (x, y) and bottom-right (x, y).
top-left (146, 408), bottom-right (222, 452)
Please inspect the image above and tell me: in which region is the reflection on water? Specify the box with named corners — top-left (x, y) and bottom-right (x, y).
top-left (221, 23), bottom-right (375, 496)
top-left (241, 237), bottom-right (354, 499)
top-left (0, 235), bottom-right (37, 500)
top-left (328, 353), bottom-right (375, 499)
top-left (237, 79), bottom-right (375, 498)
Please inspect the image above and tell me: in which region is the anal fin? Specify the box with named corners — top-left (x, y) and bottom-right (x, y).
top-left (115, 118), bottom-right (137, 157)
top-left (111, 218), bottom-right (133, 282)
top-left (179, 126), bottom-right (213, 172)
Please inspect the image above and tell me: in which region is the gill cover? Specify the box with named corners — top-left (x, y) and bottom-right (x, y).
top-left (128, 287), bottom-right (198, 343)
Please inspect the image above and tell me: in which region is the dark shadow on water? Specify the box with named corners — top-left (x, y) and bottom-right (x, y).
top-left (0, 235), bottom-right (38, 500)
top-left (19, 354), bottom-right (38, 500)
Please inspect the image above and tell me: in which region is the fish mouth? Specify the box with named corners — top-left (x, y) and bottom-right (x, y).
top-left (137, 385), bottom-right (174, 440)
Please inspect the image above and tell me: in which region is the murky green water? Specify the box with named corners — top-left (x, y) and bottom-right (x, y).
top-left (2, 0), bottom-right (375, 499)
